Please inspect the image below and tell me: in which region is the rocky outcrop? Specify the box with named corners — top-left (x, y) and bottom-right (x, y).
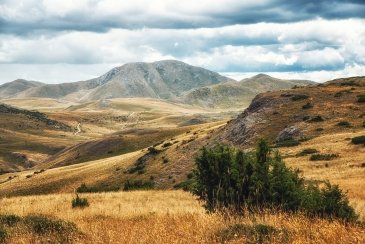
top-left (276, 126), bottom-right (303, 142)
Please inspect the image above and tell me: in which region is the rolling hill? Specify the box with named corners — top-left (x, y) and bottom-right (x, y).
top-left (0, 76), bottom-right (364, 220)
top-left (182, 74), bottom-right (315, 108)
top-left (0, 79), bottom-right (44, 98)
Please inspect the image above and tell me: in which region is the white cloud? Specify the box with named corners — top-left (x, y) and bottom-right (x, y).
top-left (0, 17), bottom-right (365, 83)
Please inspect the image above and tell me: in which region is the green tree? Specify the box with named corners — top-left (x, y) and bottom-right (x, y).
top-left (194, 140), bottom-right (357, 221)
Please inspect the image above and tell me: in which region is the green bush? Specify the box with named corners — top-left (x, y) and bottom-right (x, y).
top-left (0, 215), bottom-right (21, 227)
top-left (194, 140), bottom-right (356, 221)
top-left (301, 183), bottom-right (357, 220)
top-left (296, 148), bottom-right (319, 156)
top-left (275, 139), bottom-right (300, 147)
top-left (310, 154), bottom-right (339, 161)
top-left (0, 226), bottom-right (7, 243)
top-left (291, 94), bottom-right (309, 101)
top-left (76, 183), bottom-right (120, 193)
top-left (216, 223), bottom-right (284, 243)
top-left (174, 179), bottom-right (196, 191)
top-left (336, 121), bottom-right (351, 127)
top-left (71, 194), bottom-right (89, 208)
top-left (147, 146), bottom-right (160, 154)
top-left (24, 215), bottom-right (77, 234)
top-left (357, 95), bottom-right (365, 103)
top-left (302, 102), bottom-right (313, 109)
top-left (123, 180), bottom-right (154, 191)
top-left (186, 172), bottom-right (194, 179)
top-left (351, 136), bottom-right (365, 145)
top-left (162, 142), bottom-right (172, 148)
top-left (308, 116), bottom-right (324, 122)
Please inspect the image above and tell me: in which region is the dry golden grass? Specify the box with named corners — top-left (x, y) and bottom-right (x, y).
top-left (281, 130), bottom-right (365, 219)
top-left (0, 190), bottom-right (364, 243)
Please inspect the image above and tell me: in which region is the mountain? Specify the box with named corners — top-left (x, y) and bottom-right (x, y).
top-left (182, 74), bottom-right (315, 108)
top-left (10, 60), bottom-right (233, 102)
top-left (1, 61), bottom-right (316, 109)
top-left (0, 79), bottom-right (44, 98)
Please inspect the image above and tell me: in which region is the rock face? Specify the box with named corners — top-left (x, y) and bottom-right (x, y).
top-left (219, 93), bottom-right (273, 145)
top-left (276, 126), bottom-right (303, 142)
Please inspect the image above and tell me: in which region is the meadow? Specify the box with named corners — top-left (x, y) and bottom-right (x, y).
top-left (0, 190), bottom-right (364, 243)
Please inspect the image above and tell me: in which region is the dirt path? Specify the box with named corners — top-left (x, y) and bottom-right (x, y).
top-left (74, 122), bottom-right (81, 135)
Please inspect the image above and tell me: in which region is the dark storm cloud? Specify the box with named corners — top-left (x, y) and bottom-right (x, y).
top-left (1, 0), bottom-right (365, 36)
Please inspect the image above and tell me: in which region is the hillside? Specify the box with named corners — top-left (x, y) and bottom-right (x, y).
top-left (219, 76), bottom-right (365, 146)
top-left (1, 76), bottom-right (364, 219)
top-left (0, 103), bottom-right (74, 173)
top-left (182, 74), bottom-right (315, 108)
top-left (0, 79), bottom-right (44, 98)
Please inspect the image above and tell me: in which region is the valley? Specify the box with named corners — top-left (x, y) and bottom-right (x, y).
top-left (0, 62), bottom-right (364, 242)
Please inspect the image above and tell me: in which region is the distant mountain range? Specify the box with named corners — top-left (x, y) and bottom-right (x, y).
top-left (0, 60), bottom-right (315, 108)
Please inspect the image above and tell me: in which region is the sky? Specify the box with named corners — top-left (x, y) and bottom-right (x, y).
top-left (1, 0), bottom-right (365, 84)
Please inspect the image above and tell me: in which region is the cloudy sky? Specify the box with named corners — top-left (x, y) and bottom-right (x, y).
top-left (1, 0), bottom-right (365, 84)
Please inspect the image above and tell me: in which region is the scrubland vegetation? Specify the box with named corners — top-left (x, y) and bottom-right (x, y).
top-left (0, 191), bottom-right (364, 243)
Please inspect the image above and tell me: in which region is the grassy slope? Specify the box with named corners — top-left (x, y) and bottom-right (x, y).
top-left (0, 191), bottom-right (364, 243)
top-left (1, 77), bottom-right (365, 221)
top-left (0, 121), bottom-right (224, 196)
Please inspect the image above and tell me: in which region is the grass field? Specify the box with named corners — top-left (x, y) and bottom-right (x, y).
top-left (0, 190), bottom-right (364, 243)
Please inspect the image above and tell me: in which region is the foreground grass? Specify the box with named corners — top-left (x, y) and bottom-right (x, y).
top-left (0, 191), bottom-right (364, 243)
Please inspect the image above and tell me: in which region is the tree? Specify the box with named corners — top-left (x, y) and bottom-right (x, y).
top-left (194, 140), bottom-right (357, 221)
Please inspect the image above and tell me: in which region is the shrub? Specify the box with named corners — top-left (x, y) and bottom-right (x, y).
top-left (0, 226), bottom-right (7, 242)
top-left (308, 116), bottom-right (324, 122)
top-left (71, 194), bottom-right (89, 208)
top-left (301, 183), bottom-right (357, 220)
top-left (174, 179), bottom-right (196, 191)
top-left (276, 139), bottom-right (300, 147)
top-left (336, 121), bottom-right (351, 127)
top-left (216, 223), bottom-right (284, 243)
top-left (123, 180), bottom-right (154, 191)
top-left (310, 154), bottom-right (338, 161)
top-left (315, 128), bottom-right (324, 132)
top-left (147, 146), bottom-right (160, 154)
top-left (351, 136), bottom-right (365, 145)
top-left (194, 140), bottom-right (356, 221)
top-left (24, 215), bottom-right (77, 234)
top-left (361, 163), bottom-right (365, 167)
top-left (186, 172), bottom-right (194, 179)
top-left (297, 148), bottom-right (319, 156)
top-left (363, 121), bottom-right (365, 128)
top-left (0, 215), bottom-right (21, 226)
top-left (76, 183), bottom-right (119, 193)
top-left (291, 94), bottom-right (309, 101)
top-left (357, 95), bottom-right (365, 103)
top-left (162, 142), bottom-right (172, 148)
top-left (302, 102), bottom-right (313, 109)
top-left (162, 157), bottom-right (169, 164)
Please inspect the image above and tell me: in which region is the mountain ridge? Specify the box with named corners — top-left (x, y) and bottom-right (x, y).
top-left (0, 60), bottom-right (316, 108)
